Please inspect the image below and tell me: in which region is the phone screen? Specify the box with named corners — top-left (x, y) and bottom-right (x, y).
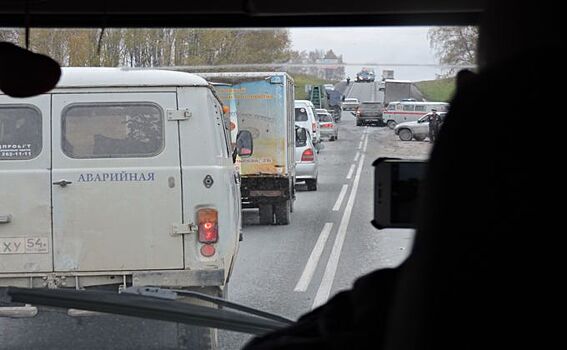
top-left (373, 158), bottom-right (426, 229)
top-left (391, 162), bottom-right (426, 224)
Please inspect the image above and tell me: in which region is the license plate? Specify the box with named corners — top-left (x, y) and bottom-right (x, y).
top-left (0, 237), bottom-right (49, 254)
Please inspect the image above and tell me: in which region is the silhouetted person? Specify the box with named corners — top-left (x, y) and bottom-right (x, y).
top-left (244, 1), bottom-right (562, 349)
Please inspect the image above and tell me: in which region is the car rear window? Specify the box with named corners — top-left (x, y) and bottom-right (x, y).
top-left (62, 103), bottom-right (164, 159)
top-left (0, 106), bottom-right (42, 161)
top-left (318, 114), bottom-right (333, 122)
top-left (360, 103), bottom-right (383, 111)
top-left (295, 107), bottom-right (309, 122)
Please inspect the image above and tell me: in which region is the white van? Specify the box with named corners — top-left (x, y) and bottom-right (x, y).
top-left (0, 68), bottom-right (250, 345)
top-left (294, 100), bottom-right (319, 144)
top-left (383, 101), bottom-right (449, 129)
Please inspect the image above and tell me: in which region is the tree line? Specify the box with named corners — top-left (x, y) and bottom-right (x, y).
top-left (0, 28), bottom-right (292, 68)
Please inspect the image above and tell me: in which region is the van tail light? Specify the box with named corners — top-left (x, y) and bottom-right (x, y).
top-left (301, 149), bottom-right (315, 162)
top-left (198, 208), bottom-right (218, 243)
top-left (312, 122), bottom-right (317, 132)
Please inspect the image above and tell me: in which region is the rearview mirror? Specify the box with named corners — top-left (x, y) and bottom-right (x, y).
top-left (236, 130), bottom-right (253, 158)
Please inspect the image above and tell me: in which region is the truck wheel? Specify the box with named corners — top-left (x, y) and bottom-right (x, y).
top-left (306, 179), bottom-right (318, 191)
top-left (259, 204), bottom-right (274, 225)
top-left (398, 129), bottom-right (413, 141)
top-left (387, 120), bottom-right (397, 129)
top-left (356, 120), bottom-right (362, 126)
top-left (176, 287), bottom-right (222, 350)
top-left (274, 200), bottom-right (291, 225)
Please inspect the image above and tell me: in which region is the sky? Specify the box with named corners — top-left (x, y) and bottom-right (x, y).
top-left (289, 27), bottom-right (446, 82)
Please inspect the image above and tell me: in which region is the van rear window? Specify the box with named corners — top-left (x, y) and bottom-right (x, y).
top-left (0, 106), bottom-right (42, 161)
top-left (62, 103), bottom-right (164, 159)
top-left (295, 107), bottom-right (309, 122)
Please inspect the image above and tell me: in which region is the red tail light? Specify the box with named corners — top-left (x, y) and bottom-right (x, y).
top-left (321, 123), bottom-right (333, 128)
top-left (198, 208), bottom-right (218, 243)
top-left (301, 149), bottom-right (315, 162)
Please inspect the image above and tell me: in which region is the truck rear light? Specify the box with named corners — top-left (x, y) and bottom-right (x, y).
top-left (200, 244), bottom-right (216, 257)
top-left (301, 149), bottom-right (315, 162)
top-left (197, 208), bottom-right (218, 243)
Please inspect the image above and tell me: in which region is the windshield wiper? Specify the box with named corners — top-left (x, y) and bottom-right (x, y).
top-left (1, 286), bottom-right (293, 335)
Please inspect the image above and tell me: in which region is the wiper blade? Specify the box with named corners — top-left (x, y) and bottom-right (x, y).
top-left (1, 287), bottom-right (291, 335)
top-left (122, 286), bottom-right (294, 325)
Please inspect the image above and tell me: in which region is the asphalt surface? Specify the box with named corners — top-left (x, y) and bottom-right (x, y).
top-left (0, 81), bottom-right (432, 350)
top-left (219, 81), bottom-right (431, 349)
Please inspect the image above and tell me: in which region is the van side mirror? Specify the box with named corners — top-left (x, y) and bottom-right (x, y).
top-left (295, 127), bottom-right (308, 146)
top-left (235, 130), bottom-right (253, 160)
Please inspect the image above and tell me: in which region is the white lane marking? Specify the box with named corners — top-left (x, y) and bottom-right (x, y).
top-left (357, 141), bottom-right (363, 150)
top-left (312, 155), bottom-right (365, 309)
top-left (363, 134), bottom-right (369, 152)
top-left (294, 222), bottom-right (334, 292)
top-left (360, 134), bottom-right (365, 140)
top-left (332, 184), bottom-right (349, 211)
top-left (353, 151), bottom-right (360, 162)
top-left (346, 164), bottom-right (356, 180)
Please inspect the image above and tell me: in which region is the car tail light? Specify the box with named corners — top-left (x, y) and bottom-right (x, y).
top-left (321, 123), bottom-right (333, 128)
top-left (198, 208), bottom-right (218, 243)
top-left (301, 149), bottom-right (315, 162)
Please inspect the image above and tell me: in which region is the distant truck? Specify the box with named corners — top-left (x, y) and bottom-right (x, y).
top-left (382, 70), bottom-right (395, 80)
top-left (384, 79), bottom-right (413, 106)
top-left (200, 72), bottom-right (296, 225)
top-left (309, 85), bottom-right (342, 121)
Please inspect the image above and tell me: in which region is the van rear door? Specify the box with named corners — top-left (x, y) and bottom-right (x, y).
top-left (0, 96), bottom-right (52, 273)
top-left (51, 92), bottom-right (184, 272)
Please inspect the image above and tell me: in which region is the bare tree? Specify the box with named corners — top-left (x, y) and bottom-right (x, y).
top-left (428, 26), bottom-right (478, 76)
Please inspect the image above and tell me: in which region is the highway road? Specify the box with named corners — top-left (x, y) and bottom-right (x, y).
top-left (219, 81), bottom-right (431, 349)
top-left (0, 81), bottom-right (432, 350)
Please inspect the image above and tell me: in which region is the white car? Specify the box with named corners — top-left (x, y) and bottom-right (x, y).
top-left (394, 112), bottom-right (447, 141)
top-left (294, 125), bottom-right (318, 191)
top-left (0, 68), bottom-right (249, 344)
top-left (341, 97), bottom-right (359, 111)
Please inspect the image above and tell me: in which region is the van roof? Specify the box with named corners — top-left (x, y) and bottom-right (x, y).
top-left (55, 67), bottom-right (209, 89)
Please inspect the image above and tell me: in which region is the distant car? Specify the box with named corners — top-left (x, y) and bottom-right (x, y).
top-left (294, 125), bottom-right (318, 191)
top-left (356, 70), bottom-right (375, 82)
top-left (323, 84), bottom-right (335, 91)
top-left (355, 101), bottom-right (384, 126)
top-left (316, 111), bottom-right (338, 141)
top-left (394, 112), bottom-right (447, 141)
top-left (341, 98), bottom-right (359, 111)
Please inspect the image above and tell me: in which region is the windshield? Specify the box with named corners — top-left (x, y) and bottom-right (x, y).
top-left (0, 25), bottom-right (472, 350)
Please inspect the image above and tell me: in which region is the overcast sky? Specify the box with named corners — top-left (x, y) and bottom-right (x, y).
top-left (289, 27), bottom-right (446, 82)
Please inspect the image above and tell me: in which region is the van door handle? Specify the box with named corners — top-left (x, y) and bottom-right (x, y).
top-left (53, 180), bottom-right (72, 187)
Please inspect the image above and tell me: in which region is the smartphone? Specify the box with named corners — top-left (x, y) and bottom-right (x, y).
top-left (372, 158), bottom-right (427, 229)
